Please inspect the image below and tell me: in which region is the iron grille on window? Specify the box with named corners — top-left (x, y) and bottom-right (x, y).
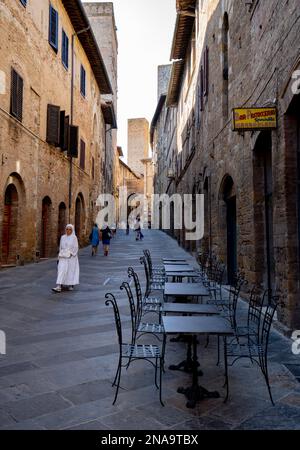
top-left (10, 69), bottom-right (23, 122)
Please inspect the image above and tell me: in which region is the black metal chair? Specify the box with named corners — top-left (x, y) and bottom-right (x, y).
top-left (226, 294), bottom-right (280, 405)
top-left (143, 249), bottom-right (165, 280)
top-left (140, 256), bottom-right (164, 296)
top-left (105, 293), bottom-right (165, 406)
top-left (128, 267), bottom-right (162, 321)
top-left (120, 281), bottom-right (164, 342)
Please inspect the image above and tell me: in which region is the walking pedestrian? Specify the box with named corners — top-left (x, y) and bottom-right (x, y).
top-left (134, 218), bottom-right (144, 241)
top-left (101, 225), bottom-right (112, 256)
top-left (52, 224), bottom-right (80, 293)
top-left (90, 223), bottom-right (100, 256)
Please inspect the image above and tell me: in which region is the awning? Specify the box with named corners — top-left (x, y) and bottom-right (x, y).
top-left (171, 1), bottom-right (196, 60)
top-left (150, 95), bottom-right (166, 145)
top-left (166, 60), bottom-right (185, 107)
top-left (101, 101), bottom-right (117, 129)
top-left (61, 0), bottom-right (112, 94)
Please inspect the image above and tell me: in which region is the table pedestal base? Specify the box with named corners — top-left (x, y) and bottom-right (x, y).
top-left (177, 385), bottom-right (220, 409)
top-left (169, 360), bottom-right (203, 376)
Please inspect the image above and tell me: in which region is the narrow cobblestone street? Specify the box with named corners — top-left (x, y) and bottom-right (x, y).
top-left (0, 230), bottom-right (299, 430)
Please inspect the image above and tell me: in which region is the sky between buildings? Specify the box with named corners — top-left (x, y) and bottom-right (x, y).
top-left (83, 0), bottom-right (176, 161)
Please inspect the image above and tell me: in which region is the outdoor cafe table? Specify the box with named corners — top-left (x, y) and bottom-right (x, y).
top-left (165, 271), bottom-right (201, 282)
top-left (163, 258), bottom-right (187, 263)
top-left (163, 316), bottom-right (233, 409)
top-left (163, 303), bottom-right (218, 315)
top-left (164, 282), bottom-right (210, 303)
top-left (164, 264), bottom-right (195, 272)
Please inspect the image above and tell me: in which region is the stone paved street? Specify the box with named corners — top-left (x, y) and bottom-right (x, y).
top-left (0, 230), bottom-right (300, 430)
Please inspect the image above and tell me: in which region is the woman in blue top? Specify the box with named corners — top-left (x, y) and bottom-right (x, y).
top-left (90, 224), bottom-right (100, 257)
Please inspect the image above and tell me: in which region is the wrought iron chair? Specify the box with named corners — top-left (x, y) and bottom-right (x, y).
top-left (226, 294), bottom-right (280, 405)
top-left (143, 249), bottom-right (165, 280)
top-left (105, 293), bottom-right (165, 406)
top-left (120, 281), bottom-right (164, 342)
top-left (140, 256), bottom-right (164, 296)
top-left (128, 267), bottom-right (162, 321)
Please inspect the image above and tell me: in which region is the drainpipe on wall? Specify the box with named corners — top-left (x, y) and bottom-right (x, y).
top-left (69, 27), bottom-right (90, 222)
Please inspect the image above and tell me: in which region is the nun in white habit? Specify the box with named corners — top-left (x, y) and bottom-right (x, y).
top-left (52, 224), bottom-right (80, 293)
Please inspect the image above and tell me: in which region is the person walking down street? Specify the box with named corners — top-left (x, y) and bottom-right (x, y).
top-left (134, 218), bottom-right (144, 241)
top-left (90, 223), bottom-right (100, 256)
top-left (52, 224), bottom-right (80, 293)
top-left (101, 225), bottom-right (112, 256)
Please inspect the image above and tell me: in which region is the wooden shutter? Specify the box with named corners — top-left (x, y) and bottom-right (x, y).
top-left (49, 5), bottom-right (58, 51)
top-left (10, 69), bottom-right (23, 122)
top-left (59, 111), bottom-right (66, 150)
top-left (200, 65), bottom-right (204, 111)
top-left (68, 125), bottom-right (79, 158)
top-left (204, 46), bottom-right (209, 96)
top-left (62, 30), bottom-right (69, 68)
top-left (80, 66), bottom-right (86, 97)
top-left (80, 140), bottom-right (86, 170)
top-left (92, 157), bottom-right (95, 179)
top-left (46, 104), bottom-right (60, 145)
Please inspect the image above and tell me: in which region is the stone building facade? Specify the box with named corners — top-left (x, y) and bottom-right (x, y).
top-left (0, 0), bottom-right (116, 266)
top-left (84, 1), bottom-right (118, 196)
top-left (152, 0), bottom-right (300, 330)
top-left (127, 118), bottom-right (150, 176)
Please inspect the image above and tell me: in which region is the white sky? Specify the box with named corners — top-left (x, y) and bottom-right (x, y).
top-left (83, 0), bottom-right (176, 161)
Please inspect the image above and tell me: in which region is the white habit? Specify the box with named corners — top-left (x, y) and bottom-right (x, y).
top-left (56, 225), bottom-right (80, 286)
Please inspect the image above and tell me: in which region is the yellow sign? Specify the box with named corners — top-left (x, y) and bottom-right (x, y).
top-left (233, 107), bottom-right (277, 131)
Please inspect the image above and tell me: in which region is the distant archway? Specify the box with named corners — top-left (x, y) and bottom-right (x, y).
top-left (75, 193), bottom-right (85, 245)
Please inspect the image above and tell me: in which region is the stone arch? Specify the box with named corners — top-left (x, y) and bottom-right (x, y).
top-left (75, 193), bottom-right (86, 246)
top-left (252, 131), bottom-right (275, 293)
top-left (1, 173), bottom-right (26, 266)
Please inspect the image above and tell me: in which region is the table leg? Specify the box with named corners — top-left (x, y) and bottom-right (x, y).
top-left (223, 336), bottom-right (229, 403)
top-left (169, 336), bottom-right (203, 375)
top-left (177, 335), bottom-right (220, 409)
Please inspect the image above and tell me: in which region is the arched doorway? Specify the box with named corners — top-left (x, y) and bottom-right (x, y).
top-left (57, 202), bottom-right (67, 246)
top-left (2, 184), bottom-right (19, 264)
top-left (253, 131), bottom-right (275, 294)
top-left (219, 176), bottom-right (237, 284)
top-left (41, 196), bottom-right (52, 258)
top-left (75, 194), bottom-right (85, 245)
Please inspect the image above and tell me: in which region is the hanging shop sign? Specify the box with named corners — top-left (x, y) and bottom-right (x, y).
top-left (232, 107), bottom-right (277, 131)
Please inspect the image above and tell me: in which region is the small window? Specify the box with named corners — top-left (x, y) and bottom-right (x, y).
top-left (10, 68), bottom-right (23, 122)
top-left (62, 30), bottom-right (69, 69)
top-left (80, 139), bottom-right (86, 170)
top-left (20, 0), bottom-right (27, 6)
top-left (49, 5), bottom-right (58, 52)
top-left (80, 65), bottom-right (86, 97)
